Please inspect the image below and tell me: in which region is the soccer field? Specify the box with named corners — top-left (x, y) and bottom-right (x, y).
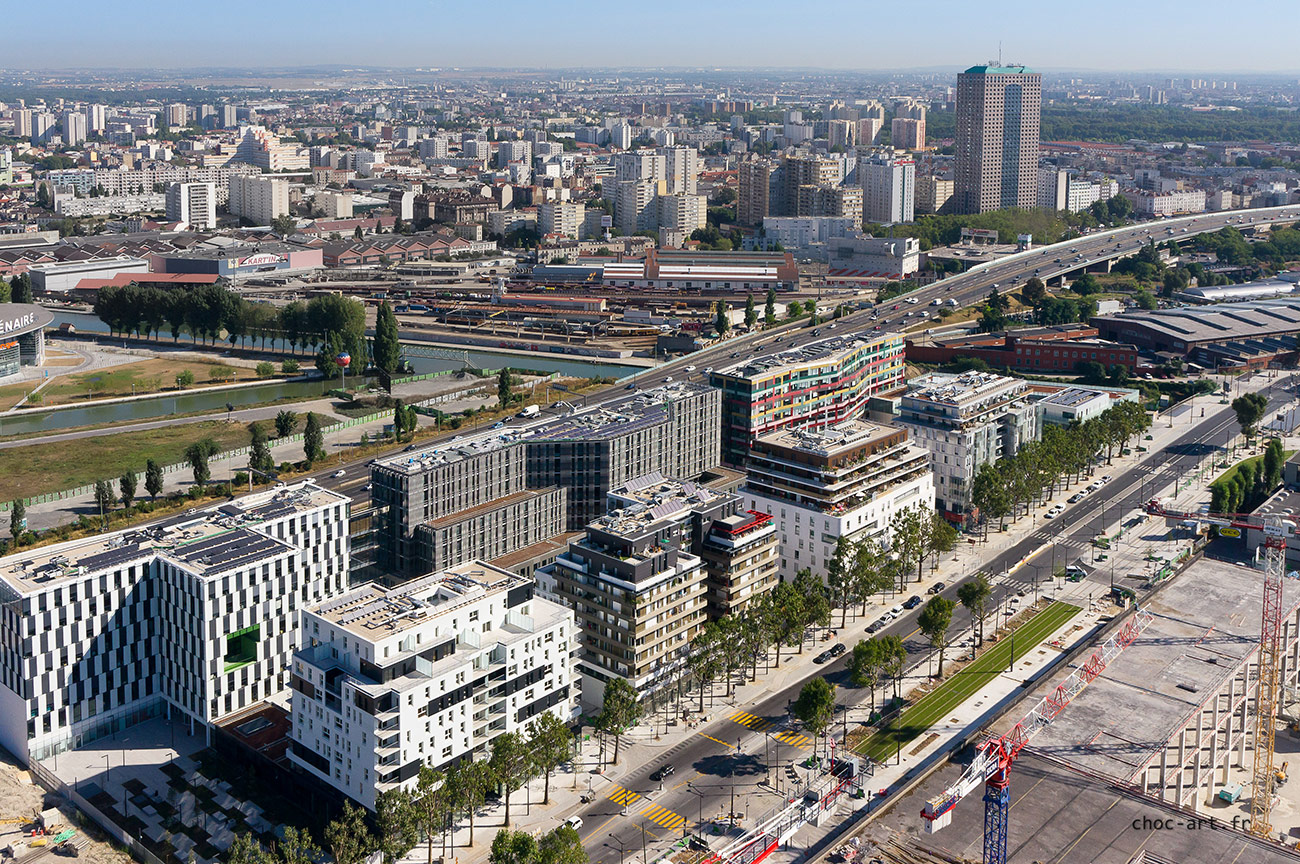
top-left (852, 600), bottom-right (1081, 764)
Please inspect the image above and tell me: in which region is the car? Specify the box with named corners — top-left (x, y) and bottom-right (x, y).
top-left (814, 648), bottom-right (833, 664)
top-left (363, 483), bottom-right (372, 491)
top-left (827, 323), bottom-right (836, 330)
top-left (927, 581), bottom-right (946, 594)
top-left (829, 643), bottom-right (846, 658)
top-left (889, 604), bottom-right (904, 616)
top-left (903, 595), bottom-right (923, 610)
top-left (492, 421), bottom-right (505, 429)
top-left (873, 325), bottom-right (881, 330)
top-left (731, 352), bottom-right (740, 357)
top-left (564, 816), bottom-right (583, 831)
top-left (1044, 509), bottom-right (1060, 519)
top-left (649, 765), bottom-right (675, 782)
top-left (684, 365), bottom-right (696, 372)
top-left (404, 443), bottom-right (417, 452)
top-left (906, 297), bottom-right (919, 304)
top-left (892, 304), bottom-right (899, 310)
top-left (332, 469), bottom-right (346, 478)
top-left (812, 329), bottom-right (821, 336)
top-left (663, 376), bottom-right (673, 383)
top-left (1068, 493), bottom-right (1085, 503)
top-left (625, 382), bottom-right (636, 390)
top-left (1101, 475), bottom-right (1113, 483)
top-left (867, 618), bottom-right (887, 633)
top-left (703, 367), bottom-right (713, 375)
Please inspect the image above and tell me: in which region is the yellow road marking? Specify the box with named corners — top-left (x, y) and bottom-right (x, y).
top-left (697, 733), bottom-right (732, 748)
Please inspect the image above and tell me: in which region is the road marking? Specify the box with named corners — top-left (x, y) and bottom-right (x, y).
top-left (607, 784), bottom-right (640, 806)
top-left (641, 804), bottom-right (686, 830)
top-left (697, 733), bottom-right (732, 748)
top-left (730, 711), bottom-right (774, 731)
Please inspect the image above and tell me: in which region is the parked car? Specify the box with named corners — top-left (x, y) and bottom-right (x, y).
top-left (904, 595), bottom-right (923, 610)
top-left (867, 618), bottom-right (887, 634)
top-left (829, 643), bottom-right (846, 658)
top-left (927, 581), bottom-right (946, 595)
top-left (814, 648), bottom-right (834, 664)
top-left (1068, 493), bottom-right (1085, 504)
top-left (565, 816), bottom-right (583, 831)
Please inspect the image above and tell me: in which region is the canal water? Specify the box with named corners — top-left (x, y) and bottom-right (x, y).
top-left (6, 312), bottom-right (640, 437)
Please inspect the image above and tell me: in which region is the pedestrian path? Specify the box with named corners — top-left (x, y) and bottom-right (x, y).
top-left (729, 712), bottom-right (811, 749)
top-left (640, 803), bottom-right (687, 830)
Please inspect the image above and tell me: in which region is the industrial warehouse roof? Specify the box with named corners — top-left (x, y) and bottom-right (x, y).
top-left (1092, 297), bottom-right (1300, 344)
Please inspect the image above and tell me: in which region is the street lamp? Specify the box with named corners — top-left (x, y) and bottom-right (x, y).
top-left (687, 783), bottom-right (706, 829)
top-left (608, 835), bottom-right (626, 864)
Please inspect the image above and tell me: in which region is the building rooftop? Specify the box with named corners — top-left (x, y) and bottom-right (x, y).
top-left (963, 64), bottom-right (1037, 75)
top-left (375, 428), bottom-right (521, 476)
top-left (0, 482), bottom-right (344, 596)
top-left (1093, 297), bottom-right (1300, 344)
top-left (904, 370), bottom-right (1024, 405)
top-left (1036, 387), bottom-right (1109, 409)
top-left (314, 561), bottom-right (527, 640)
top-left (529, 382), bottom-right (712, 442)
top-left (752, 418), bottom-right (901, 457)
top-left (596, 471), bottom-right (725, 536)
top-left (715, 332), bottom-right (900, 382)
top-left (1003, 558), bottom-right (1300, 785)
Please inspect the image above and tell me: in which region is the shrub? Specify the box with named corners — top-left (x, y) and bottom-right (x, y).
top-left (255, 362), bottom-right (275, 378)
top-left (282, 359), bottom-right (300, 374)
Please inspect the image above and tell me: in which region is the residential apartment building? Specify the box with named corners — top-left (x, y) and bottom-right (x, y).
top-left (657, 193), bottom-right (707, 236)
top-left (895, 371), bottom-right (1041, 523)
top-left (61, 111), bottom-right (86, 146)
top-left (233, 125), bottom-right (309, 172)
top-left (228, 174), bottom-right (289, 226)
top-left (795, 185), bottom-right (862, 223)
top-left (710, 332), bottom-right (906, 466)
top-left (538, 474), bottom-right (769, 705)
top-left (165, 182), bottom-right (217, 229)
top-left (538, 201), bottom-right (586, 240)
top-left (916, 176), bottom-right (955, 215)
top-left (288, 562), bottom-right (576, 810)
top-left (613, 180), bottom-right (662, 236)
top-left (661, 146), bottom-right (700, 196)
top-left (1121, 188), bottom-right (1207, 218)
top-left (742, 420), bottom-right (934, 581)
top-left (859, 150), bottom-right (916, 224)
top-left (759, 217), bottom-right (858, 250)
top-left (526, 383), bottom-right (722, 530)
top-left (738, 159), bottom-right (774, 227)
top-left (954, 65), bottom-right (1041, 214)
top-left (891, 117), bottom-right (926, 151)
top-left (0, 482), bottom-right (349, 765)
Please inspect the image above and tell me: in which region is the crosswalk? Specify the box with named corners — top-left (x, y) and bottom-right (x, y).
top-left (729, 711), bottom-right (811, 748)
top-left (641, 803), bottom-right (686, 830)
top-left (608, 784), bottom-right (641, 807)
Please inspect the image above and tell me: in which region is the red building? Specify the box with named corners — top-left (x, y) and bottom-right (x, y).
top-left (906, 325), bottom-right (1142, 373)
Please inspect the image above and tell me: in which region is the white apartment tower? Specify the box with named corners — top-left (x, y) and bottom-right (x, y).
top-left (859, 150), bottom-right (916, 224)
top-left (538, 201), bottom-right (586, 240)
top-left (288, 562), bottom-right (576, 810)
top-left (165, 182), bottom-right (218, 229)
top-left (661, 146), bottom-right (700, 195)
top-left (0, 482), bottom-right (350, 765)
top-left (228, 174), bottom-right (290, 226)
top-left (61, 111), bottom-right (87, 146)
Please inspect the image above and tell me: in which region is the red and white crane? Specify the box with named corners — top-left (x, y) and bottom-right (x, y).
top-left (920, 606), bottom-right (1156, 864)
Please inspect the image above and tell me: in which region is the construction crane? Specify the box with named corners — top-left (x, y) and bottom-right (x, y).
top-left (1143, 498), bottom-right (1299, 838)
top-left (919, 607), bottom-right (1156, 864)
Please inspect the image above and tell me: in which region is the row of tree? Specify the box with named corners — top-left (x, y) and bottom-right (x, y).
top-left (93, 285), bottom-right (369, 377)
top-left (972, 402), bottom-right (1152, 531)
top-left (1210, 436), bottom-right (1285, 515)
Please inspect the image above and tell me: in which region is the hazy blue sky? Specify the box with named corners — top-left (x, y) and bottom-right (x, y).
top-left (7, 0), bottom-right (1300, 73)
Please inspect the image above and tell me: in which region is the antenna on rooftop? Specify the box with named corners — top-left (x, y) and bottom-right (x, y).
top-left (998, 41), bottom-right (1002, 67)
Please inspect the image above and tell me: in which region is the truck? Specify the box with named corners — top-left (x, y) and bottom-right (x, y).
top-left (517, 404), bottom-right (540, 419)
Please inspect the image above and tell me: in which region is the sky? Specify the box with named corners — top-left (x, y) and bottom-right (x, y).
top-left (6, 0), bottom-right (1300, 73)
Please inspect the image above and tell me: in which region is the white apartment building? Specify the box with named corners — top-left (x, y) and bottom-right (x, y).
top-left (0, 482), bottom-right (349, 765)
top-left (916, 176), bottom-right (954, 215)
top-left (760, 217), bottom-right (858, 250)
top-left (61, 111), bottom-right (86, 146)
top-left (896, 371), bottom-right (1041, 523)
top-left (859, 150), bottom-right (915, 224)
top-left (657, 193), bottom-right (707, 236)
top-left (1122, 188), bottom-right (1207, 218)
top-left (229, 174), bottom-right (290, 226)
top-left (317, 190), bottom-right (354, 219)
top-left (742, 420), bottom-right (934, 581)
top-left (165, 181), bottom-right (217, 229)
top-left (661, 146), bottom-right (700, 195)
top-left (614, 179), bottom-right (662, 236)
top-left (233, 125), bottom-right (309, 172)
top-left (497, 140), bottom-right (532, 168)
top-left (85, 104), bottom-right (106, 134)
top-left (288, 562), bottom-right (576, 810)
top-left (538, 201), bottom-right (586, 239)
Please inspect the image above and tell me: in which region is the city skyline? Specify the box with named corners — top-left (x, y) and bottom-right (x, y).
top-left (4, 0), bottom-right (1300, 73)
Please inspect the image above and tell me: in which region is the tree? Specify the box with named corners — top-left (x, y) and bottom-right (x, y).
top-left (536, 825), bottom-right (587, 864)
top-left (597, 677), bottom-right (641, 766)
top-left (488, 731), bottom-right (534, 827)
top-left (918, 596), bottom-right (955, 678)
top-left (527, 712), bottom-right (572, 805)
top-left (826, 536), bottom-right (856, 629)
top-left (793, 568), bottom-right (831, 647)
top-left (271, 213), bottom-right (297, 237)
top-left (971, 463), bottom-right (1011, 532)
top-left (303, 412), bottom-right (325, 463)
top-left (714, 299), bottom-right (730, 335)
top-left (273, 826), bottom-right (322, 864)
top-left (1264, 437), bottom-right (1286, 491)
top-left (325, 803), bottom-right (372, 864)
top-left (744, 293), bottom-right (758, 329)
top-left (175, 368), bottom-right (195, 388)
top-left (688, 621), bottom-right (725, 712)
top-left (926, 515), bottom-right (958, 573)
top-left (1232, 392), bottom-right (1268, 440)
top-left (986, 287), bottom-right (1009, 312)
top-left (373, 300), bottom-right (403, 374)
top-left (226, 833), bottom-right (269, 864)
top-left (1134, 289), bottom-right (1158, 310)
top-left (275, 410), bottom-right (297, 438)
top-left (119, 471), bottom-right (137, 510)
top-left (957, 575), bottom-right (993, 646)
top-left (848, 639), bottom-right (884, 710)
top-left (764, 288), bottom-right (777, 326)
top-left (249, 423), bottom-right (274, 476)
top-left (414, 765), bottom-right (448, 864)
top-left (1021, 277), bottom-right (1046, 304)
top-left (876, 633), bottom-right (907, 702)
top-left (1071, 273), bottom-right (1101, 295)
top-left (354, 225), bottom-right (365, 240)
top-left (185, 438), bottom-right (219, 487)
top-left (145, 459), bottom-right (163, 499)
top-left (792, 677), bottom-right (836, 759)
top-left (444, 757), bottom-right (491, 847)
top-left (889, 504), bottom-right (927, 587)
top-left (786, 299), bottom-right (803, 319)
top-left (976, 303), bottom-right (1006, 333)
top-left (9, 499), bottom-right (25, 544)
top-left (376, 788), bottom-right (420, 864)
top-left (498, 367), bottom-right (513, 409)
top-left (768, 581), bottom-right (805, 666)
top-left (489, 830), bottom-right (537, 864)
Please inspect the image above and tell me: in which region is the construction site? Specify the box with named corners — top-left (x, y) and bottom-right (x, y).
top-left (851, 553), bottom-right (1300, 864)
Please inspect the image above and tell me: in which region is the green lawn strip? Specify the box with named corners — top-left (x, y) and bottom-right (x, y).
top-left (1214, 450), bottom-right (1295, 487)
top-left (854, 601), bottom-right (1080, 763)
